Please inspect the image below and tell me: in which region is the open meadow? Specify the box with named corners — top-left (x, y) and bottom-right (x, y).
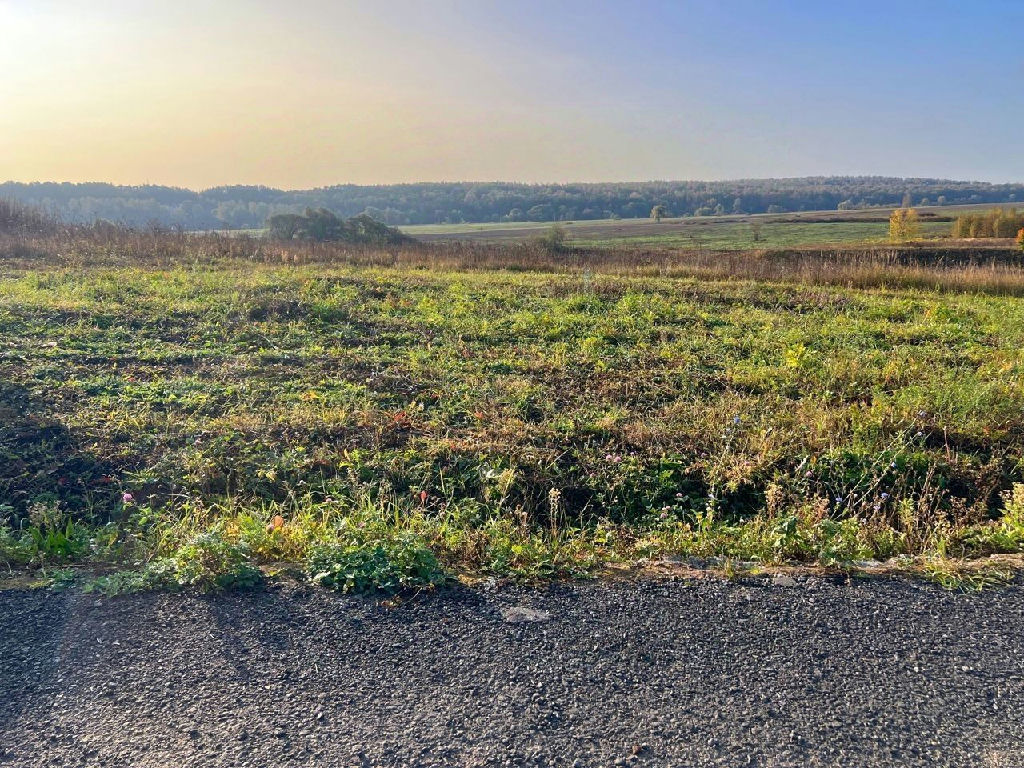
top-left (399, 203), bottom-right (1024, 249)
top-left (3, 229), bottom-right (1024, 592)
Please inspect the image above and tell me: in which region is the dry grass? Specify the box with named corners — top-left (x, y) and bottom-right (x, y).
top-left (4, 226), bottom-right (1024, 296)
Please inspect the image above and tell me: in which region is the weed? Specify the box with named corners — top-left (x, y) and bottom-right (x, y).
top-left (919, 558), bottom-right (1015, 592)
top-left (307, 534), bottom-right (443, 594)
top-left (2, 232), bottom-right (1024, 589)
top-left (89, 527), bottom-right (262, 595)
top-left (46, 568), bottom-right (77, 591)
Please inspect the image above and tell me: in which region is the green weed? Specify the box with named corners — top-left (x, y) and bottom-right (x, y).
top-left (919, 558), bottom-right (1015, 592)
top-left (2, 246), bottom-right (1024, 590)
top-left (307, 535), bottom-right (443, 594)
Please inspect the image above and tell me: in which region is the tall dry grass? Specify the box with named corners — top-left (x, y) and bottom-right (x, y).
top-left (0, 198), bottom-right (62, 235)
top-left (4, 224), bottom-right (1024, 295)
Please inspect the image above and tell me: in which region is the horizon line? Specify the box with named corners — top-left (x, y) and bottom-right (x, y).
top-left (3, 175), bottom-right (1023, 195)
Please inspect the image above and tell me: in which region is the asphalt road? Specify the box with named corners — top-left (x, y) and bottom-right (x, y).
top-left (2, 576), bottom-right (1023, 767)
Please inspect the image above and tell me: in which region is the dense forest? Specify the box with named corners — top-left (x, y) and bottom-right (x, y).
top-left (2, 177), bottom-right (1022, 230)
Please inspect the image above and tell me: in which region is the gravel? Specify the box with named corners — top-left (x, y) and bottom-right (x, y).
top-left (2, 575), bottom-right (1023, 767)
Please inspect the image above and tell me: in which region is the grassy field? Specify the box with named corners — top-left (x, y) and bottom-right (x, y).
top-left (574, 220), bottom-right (952, 249)
top-left (402, 203), bottom-right (1020, 249)
top-left (3, 238), bottom-right (1024, 593)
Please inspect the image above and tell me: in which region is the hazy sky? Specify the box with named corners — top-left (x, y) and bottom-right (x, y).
top-left (2, 0), bottom-right (1022, 189)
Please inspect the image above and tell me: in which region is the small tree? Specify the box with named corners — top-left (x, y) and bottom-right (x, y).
top-left (905, 208), bottom-right (920, 240)
top-left (650, 205), bottom-right (667, 223)
top-left (889, 208), bottom-right (920, 242)
top-left (536, 224), bottom-right (568, 253)
top-left (889, 209), bottom-right (906, 242)
top-left (1017, 228), bottom-right (1024, 251)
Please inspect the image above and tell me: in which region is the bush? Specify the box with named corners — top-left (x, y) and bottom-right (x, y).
top-left (306, 534), bottom-right (444, 594)
top-left (535, 224), bottom-right (569, 254)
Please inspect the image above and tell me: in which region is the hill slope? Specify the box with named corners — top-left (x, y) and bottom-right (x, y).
top-left (2, 176), bottom-right (1022, 229)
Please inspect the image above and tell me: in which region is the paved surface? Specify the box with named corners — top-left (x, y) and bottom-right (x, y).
top-left (2, 576), bottom-right (1023, 767)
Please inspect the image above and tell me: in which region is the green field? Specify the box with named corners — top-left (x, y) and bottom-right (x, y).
top-left (3, 245), bottom-right (1024, 592)
top-left (401, 203), bottom-right (1019, 249)
top-left (572, 219), bottom-right (952, 249)
top-left (402, 216), bottom-right (953, 249)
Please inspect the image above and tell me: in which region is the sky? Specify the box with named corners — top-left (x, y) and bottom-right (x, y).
top-left (2, 0), bottom-right (1022, 189)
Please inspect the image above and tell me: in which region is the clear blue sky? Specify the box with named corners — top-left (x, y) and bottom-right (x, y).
top-left (2, 0), bottom-right (1022, 187)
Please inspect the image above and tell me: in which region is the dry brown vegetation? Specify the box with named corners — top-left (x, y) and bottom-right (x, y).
top-left (5, 225), bottom-right (1024, 296)
top-left (0, 199), bottom-right (61, 236)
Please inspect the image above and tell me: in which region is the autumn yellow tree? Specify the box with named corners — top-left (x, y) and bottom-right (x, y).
top-left (889, 208), bottom-right (920, 242)
top-left (1017, 227), bottom-right (1024, 250)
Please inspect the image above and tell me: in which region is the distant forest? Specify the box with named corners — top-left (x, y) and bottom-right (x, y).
top-left (2, 177), bottom-right (1022, 230)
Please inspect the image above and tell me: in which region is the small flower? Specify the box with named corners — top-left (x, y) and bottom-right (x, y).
top-left (834, 496), bottom-right (843, 504)
top-left (804, 470), bottom-right (813, 478)
top-left (881, 492), bottom-right (890, 500)
top-left (732, 415), bottom-right (741, 425)
top-left (122, 492), bottom-right (135, 504)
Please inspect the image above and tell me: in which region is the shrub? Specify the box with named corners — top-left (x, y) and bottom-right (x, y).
top-left (535, 224), bottom-right (569, 254)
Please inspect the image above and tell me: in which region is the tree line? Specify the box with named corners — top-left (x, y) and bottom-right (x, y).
top-left (3, 177), bottom-right (1023, 230)
top-left (951, 209), bottom-right (1024, 238)
top-left (267, 209), bottom-right (408, 244)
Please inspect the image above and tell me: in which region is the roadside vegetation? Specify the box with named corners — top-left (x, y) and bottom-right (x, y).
top-left (3, 224), bottom-right (1024, 593)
